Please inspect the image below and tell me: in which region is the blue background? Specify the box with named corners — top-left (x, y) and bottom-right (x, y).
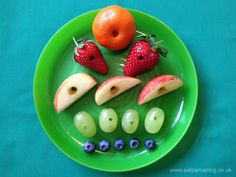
top-left (0, 0), bottom-right (235, 176)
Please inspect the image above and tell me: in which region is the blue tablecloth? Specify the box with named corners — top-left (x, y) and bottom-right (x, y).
top-left (0, 0), bottom-right (235, 176)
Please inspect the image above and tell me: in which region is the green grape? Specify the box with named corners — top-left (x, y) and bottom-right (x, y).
top-left (74, 111), bottom-right (97, 138)
top-left (122, 109), bottom-right (139, 134)
top-left (145, 107), bottom-right (164, 134)
top-left (99, 108), bottom-right (118, 133)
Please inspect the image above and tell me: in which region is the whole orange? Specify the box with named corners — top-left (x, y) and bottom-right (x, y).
top-left (92, 5), bottom-right (136, 51)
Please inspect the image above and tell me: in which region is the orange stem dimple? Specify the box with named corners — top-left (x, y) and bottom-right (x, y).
top-left (112, 30), bottom-right (119, 37)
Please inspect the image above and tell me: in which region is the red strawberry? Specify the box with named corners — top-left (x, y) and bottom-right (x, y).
top-left (73, 38), bottom-right (109, 74)
top-left (124, 34), bottom-right (167, 77)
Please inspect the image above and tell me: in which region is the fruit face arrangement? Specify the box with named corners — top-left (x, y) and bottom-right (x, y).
top-left (53, 5), bottom-right (184, 153)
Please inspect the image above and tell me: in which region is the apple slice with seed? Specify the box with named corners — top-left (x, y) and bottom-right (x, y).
top-left (54, 73), bottom-right (97, 113)
top-left (95, 76), bottom-right (141, 105)
top-left (138, 75), bottom-right (183, 105)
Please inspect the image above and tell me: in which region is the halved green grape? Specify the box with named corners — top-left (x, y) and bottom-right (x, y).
top-left (99, 108), bottom-right (118, 133)
top-left (145, 107), bottom-right (164, 134)
top-left (122, 109), bottom-right (139, 134)
top-left (74, 111), bottom-right (97, 138)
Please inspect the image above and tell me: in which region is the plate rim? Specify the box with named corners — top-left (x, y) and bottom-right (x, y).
top-left (33, 8), bottom-right (198, 172)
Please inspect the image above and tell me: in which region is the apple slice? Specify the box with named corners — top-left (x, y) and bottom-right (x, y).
top-left (95, 76), bottom-right (141, 105)
top-left (54, 73), bottom-right (97, 113)
top-left (138, 75), bottom-right (183, 105)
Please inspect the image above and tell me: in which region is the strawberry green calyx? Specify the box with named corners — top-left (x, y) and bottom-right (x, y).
top-left (73, 37), bottom-right (89, 48)
top-left (136, 31), bottom-right (168, 57)
top-left (157, 47), bottom-right (168, 57)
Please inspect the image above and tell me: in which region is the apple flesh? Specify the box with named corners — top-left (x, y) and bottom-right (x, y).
top-left (138, 75), bottom-right (183, 105)
top-left (95, 76), bottom-right (141, 105)
top-left (54, 73), bottom-right (97, 113)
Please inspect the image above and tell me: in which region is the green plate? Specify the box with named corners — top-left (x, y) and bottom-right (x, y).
top-left (33, 9), bottom-right (198, 172)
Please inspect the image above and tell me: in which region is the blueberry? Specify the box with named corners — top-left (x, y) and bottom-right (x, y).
top-left (129, 138), bottom-right (140, 149)
top-left (114, 139), bottom-right (126, 151)
top-left (83, 141), bottom-right (96, 153)
top-left (98, 140), bottom-right (110, 152)
top-left (145, 139), bottom-right (156, 150)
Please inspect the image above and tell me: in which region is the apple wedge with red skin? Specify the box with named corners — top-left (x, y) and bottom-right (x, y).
top-left (95, 76), bottom-right (141, 105)
top-left (138, 75), bottom-right (183, 105)
top-left (54, 73), bottom-right (97, 113)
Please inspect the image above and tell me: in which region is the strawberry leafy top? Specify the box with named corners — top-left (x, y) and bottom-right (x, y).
top-left (136, 31), bottom-right (168, 57)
